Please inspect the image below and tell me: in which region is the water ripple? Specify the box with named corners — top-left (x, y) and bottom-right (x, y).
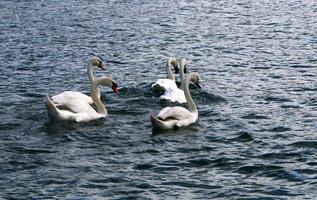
top-left (0, 0), bottom-right (316, 199)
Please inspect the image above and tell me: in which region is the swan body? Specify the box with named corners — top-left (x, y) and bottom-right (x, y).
top-left (51, 56), bottom-right (104, 108)
top-left (152, 57), bottom-right (178, 92)
top-left (151, 73), bottom-right (200, 130)
top-left (45, 76), bottom-right (119, 122)
top-left (45, 95), bottom-right (103, 122)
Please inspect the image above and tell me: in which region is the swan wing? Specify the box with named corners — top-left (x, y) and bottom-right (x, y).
top-left (152, 79), bottom-right (178, 91)
top-left (152, 106), bottom-right (197, 129)
top-left (51, 91), bottom-right (97, 114)
top-left (157, 106), bottom-right (192, 121)
top-left (58, 98), bottom-right (96, 114)
top-left (159, 88), bottom-right (186, 103)
top-left (157, 107), bottom-right (172, 117)
top-left (45, 95), bottom-right (75, 121)
top-left (51, 91), bottom-right (93, 106)
top-left (151, 115), bottom-right (177, 130)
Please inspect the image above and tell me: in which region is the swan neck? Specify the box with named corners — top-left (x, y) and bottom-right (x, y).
top-left (180, 64), bottom-right (185, 90)
top-left (166, 60), bottom-right (175, 81)
top-left (184, 75), bottom-right (197, 113)
top-left (88, 63), bottom-right (95, 83)
top-left (91, 80), bottom-right (107, 115)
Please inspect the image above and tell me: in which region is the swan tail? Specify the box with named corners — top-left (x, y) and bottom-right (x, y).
top-left (44, 95), bottom-right (60, 121)
top-left (150, 114), bottom-right (176, 130)
top-left (150, 114), bottom-right (161, 129)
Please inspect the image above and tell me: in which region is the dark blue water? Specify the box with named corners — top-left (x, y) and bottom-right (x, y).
top-left (0, 0), bottom-right (316, 199)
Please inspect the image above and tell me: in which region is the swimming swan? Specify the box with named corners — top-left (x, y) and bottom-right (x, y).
top-left (159, 58), bottom-right (199, 103)
top-left (152, 57), bottom-right (178, 92)
top-left (151, 73), bottom-right (201, 130)
top-left (51, 56), bottom-right (104, 107)
top-left (45, 76), bottom-right (119, 122)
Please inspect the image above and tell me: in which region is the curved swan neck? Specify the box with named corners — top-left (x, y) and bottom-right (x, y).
top-left (88, 62), bottom-right (95, 83)
top-left (184, 74), bottom-right (197, 113)
top-left (91, 79), bottom-right (107, 115)
top-left (166, 58), bottom-right (175, 81)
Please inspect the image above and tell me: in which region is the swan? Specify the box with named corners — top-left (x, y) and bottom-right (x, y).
top-left (151, 57), bottom-right (179, 92)
top-left (151, 73), bottom-right (201, 130)
top-left (159, 58), bottom-right (200, 103)
top-left (45, 76), bottom-right (119, 122)
top-left (51, 56), bottom-right (104, 107)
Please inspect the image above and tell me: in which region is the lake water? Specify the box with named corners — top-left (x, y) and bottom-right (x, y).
top-left (0, 0), bottom-right (316, 199)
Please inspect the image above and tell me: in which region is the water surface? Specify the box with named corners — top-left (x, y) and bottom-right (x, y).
top-left (0, 0), bottom-right (316, 199)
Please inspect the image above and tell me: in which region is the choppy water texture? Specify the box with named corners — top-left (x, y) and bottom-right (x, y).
top-left (0, 0), bottom-right (317, 199)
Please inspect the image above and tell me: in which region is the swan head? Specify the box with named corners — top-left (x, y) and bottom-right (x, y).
top-left (167, 57), bottom-right (178, 74)
top-left (111, 81), bottom-right (120, 95)
top-left (180, 58), bottom-right (188, 74)
top-left (90, 56), bottom-right (105, 71)
top-left (97, 77), bottom-right (120, 95)
top-left (190, 74), bottom-right (201, 89)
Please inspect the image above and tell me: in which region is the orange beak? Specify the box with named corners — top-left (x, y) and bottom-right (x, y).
top-left (98, 63), bottom-right (105, 71)
top-left (112, 85), bottom-right (120, 95)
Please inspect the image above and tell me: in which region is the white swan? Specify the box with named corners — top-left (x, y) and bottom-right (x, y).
top-left (159, 58), bottom-right (200, 103)
top-left (151, 73), bottom-right (200, 130)
top-left (51, 56), bottom-right (104, 107)
top-left (151, 57), bottom-right (178, 92)
top-left (159, 58), bottom-right (187, 103)
top-left (45, 76), bottom-right (119, 122)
